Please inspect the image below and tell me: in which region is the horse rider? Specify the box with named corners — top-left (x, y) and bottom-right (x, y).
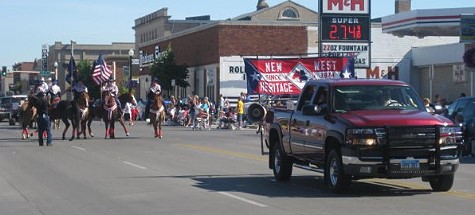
top-left (31, 78), bottom-right (49, 96)
top-left (48, 78), bottom-right (61, 108)
top-left (145, 77), bottom-right (163, 118)
top-left (72, 79), bottom-right (88, 102)
top-left (102, 77), bottom-right (123, 115)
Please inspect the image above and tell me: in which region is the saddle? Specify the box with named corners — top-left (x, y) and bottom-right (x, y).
top-left (50, 97), bottom-right (61, 110)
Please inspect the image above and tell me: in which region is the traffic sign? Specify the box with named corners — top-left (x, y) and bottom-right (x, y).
top-left (40, 70), bottom-right (50, 77)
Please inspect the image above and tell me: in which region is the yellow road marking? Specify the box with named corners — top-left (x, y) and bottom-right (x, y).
top-left (178, 143), bottom-right (475, 200)
top-left (368, 178), bottom-right (475, 200)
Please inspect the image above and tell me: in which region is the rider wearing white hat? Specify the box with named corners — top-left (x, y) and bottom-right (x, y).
top-left (103, 77), bottom-right (123, 115)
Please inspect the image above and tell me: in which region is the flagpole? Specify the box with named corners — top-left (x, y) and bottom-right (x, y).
top-left (71, 40), bottom-right (75, 84)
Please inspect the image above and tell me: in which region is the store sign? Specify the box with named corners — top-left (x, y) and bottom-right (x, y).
top-left (139, 46), bottom-right (161, 67)
top-left (322, 0), bottom-right (369, 14)
top-left (41, 46), bottom-right (47, 70)
top-left (321, 42), bottom-right (369, 67)
top-left (453, 64), bottom-right (466, 83)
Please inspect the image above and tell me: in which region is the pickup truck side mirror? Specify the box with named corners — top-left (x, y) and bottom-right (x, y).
top-left (301, 105), bottom-right (317, 115)
top-left (302, 104), bottom-right (327, 115)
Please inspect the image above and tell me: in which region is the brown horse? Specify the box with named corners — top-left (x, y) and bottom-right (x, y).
top-left (50, 96), bottom-right (61, 129)
top-left (118, 92), bottom-right (137, 108)
top-left (87, 91), bottom-right (130, 139)
top-left (102, 91), bottom-right (122, 139)
top-left (19, 100), bottom-right (37, 140)
top-left (77, 92), bottom-right (93, 139)
top-left (150, 94), bottom-right (165, 138)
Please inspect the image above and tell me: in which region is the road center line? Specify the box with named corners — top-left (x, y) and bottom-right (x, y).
top-left (122, 161), bottom-right (148, 170)
top-left (71, 146), bottom-right (86, 151)
top-left (218, 191), bottom-right (267, 207)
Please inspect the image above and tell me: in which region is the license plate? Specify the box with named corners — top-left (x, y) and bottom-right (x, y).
top-left (400, 159), bottom-right (420, 170)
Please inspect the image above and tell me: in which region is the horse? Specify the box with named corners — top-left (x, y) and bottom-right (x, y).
top-left (77, 91), bottom-right (93, 139)
top-left (149, 94), bottom-right (165, 138)
top-left (49, 96), bottom-right (62, 129)
top-left (19, 100), bottom-right (37, 140)
top-left (118, 92), bottom-right (137, 108)
top-left (87, 91), bottom-right (130, 139)
top-left (118, 91), bottom-right (137, 124)
top-left (102, 91), bottom-right (122, 139)
top-left (42, 95), bottom-right (80, 141)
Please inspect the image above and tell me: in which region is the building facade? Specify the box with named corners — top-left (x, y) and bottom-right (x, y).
top-left (47, 41), bottom-right (135, 96)
top-left (132, 0), bottom-right (467, 103)
top-left (382, 5), bottom-right (475, 102)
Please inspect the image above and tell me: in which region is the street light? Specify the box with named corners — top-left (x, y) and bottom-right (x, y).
top-left (53, 61), bottom-right (58, 80)
top-left (128, 48), bottom-right (134, 93)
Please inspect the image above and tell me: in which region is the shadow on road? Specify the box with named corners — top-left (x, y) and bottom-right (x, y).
top-left (122, 173), bottom-right (433, 198)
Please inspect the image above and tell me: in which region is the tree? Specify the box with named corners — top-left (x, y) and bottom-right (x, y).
top-left (76, 60), bottom-right (102, 99)
top-left (150, 45), bottom-right (189, 96)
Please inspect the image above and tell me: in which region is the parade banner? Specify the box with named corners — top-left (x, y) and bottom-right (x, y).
top-left (244, 57), bottom-right (354, 95)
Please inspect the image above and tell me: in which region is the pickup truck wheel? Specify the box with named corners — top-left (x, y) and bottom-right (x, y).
top-left (429, 174), bottom-right (454, 192)
top-left (272, 144), bottom-right (293, 181)
top-left (325, 149), bottom-right (351, 192)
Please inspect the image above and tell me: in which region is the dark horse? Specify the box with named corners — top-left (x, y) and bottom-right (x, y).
top-left (149, 94), bottom-right (165, 138)
top-left (77, 92), bottom-right (93, 139)
top-left (28, 94), bottom-right (80, 141)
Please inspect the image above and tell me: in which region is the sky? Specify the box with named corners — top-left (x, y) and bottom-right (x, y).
top-left (0, 0), bottom-right (474, 69)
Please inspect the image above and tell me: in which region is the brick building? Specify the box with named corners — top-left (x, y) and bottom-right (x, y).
top-left (133, 0), bottom-right (317, 101)
top-left (47, 41), bottom-right (135, 97)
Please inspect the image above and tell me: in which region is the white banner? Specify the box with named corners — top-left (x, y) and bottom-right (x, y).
top-left (453, 64), bottom-right (466, 83)
top-left (321, 42), bottom-right (370, 68)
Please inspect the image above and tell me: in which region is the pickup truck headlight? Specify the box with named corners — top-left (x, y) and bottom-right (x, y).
top-left (346, 128), bottom-right (385, 146)
top-left (439, 126), bottom-right (462, 145)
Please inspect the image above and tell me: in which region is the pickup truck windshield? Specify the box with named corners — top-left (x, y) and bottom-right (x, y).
top-left (333, 85), bottom-right (425, 112)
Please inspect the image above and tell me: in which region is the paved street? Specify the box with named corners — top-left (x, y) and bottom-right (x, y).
top-left (1, 120), bottom-right (475, 215)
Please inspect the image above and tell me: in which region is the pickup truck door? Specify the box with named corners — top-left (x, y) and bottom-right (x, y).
top-left (289, 86), bottom-right (316, 157)
top-left (303, 87), bottom-right (328, 163)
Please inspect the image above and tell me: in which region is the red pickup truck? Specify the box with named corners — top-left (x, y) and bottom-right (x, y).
top-left (261, 79), bottom-right (463, 193)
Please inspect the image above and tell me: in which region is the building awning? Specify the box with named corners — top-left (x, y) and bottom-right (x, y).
top-left (382, 7), bottom-right (475, 38)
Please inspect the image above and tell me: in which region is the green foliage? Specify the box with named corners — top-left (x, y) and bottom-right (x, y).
top-left (150, 45), bottom-right (189, 94)
top-left (76, 60), bottom-right (102, 99)
top-left (118, 85), bottom-right (129, 95)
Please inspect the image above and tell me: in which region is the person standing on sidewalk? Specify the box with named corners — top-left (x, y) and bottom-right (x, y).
top-left (237, 97), bottom-right (244, 129)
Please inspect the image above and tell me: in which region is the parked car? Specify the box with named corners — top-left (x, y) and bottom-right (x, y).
top-left (0, 95), bottom-right (28, 125)
top-left (445, 96), bottom-right (475, 155)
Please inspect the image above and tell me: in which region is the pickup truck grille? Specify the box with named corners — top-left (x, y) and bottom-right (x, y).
top-left (380, 126), bottom-right (437, 147)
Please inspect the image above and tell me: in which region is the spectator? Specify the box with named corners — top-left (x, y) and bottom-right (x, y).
top-left (237, 97), bottom-right (244, 129)
top-left (423, 98), bottom-right (435, 112)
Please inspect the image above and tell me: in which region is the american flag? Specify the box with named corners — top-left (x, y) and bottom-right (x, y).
top-left (92, 54), bottom-right (112, 86)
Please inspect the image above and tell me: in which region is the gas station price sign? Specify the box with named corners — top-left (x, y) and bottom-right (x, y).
top-left (319, 0), bottom-right (371, 68)
top-left (320, 15), bottom-right (370, 41)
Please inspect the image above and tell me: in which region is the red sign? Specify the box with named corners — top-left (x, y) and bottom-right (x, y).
top-left (244, 57), bottom-right (354, 95)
